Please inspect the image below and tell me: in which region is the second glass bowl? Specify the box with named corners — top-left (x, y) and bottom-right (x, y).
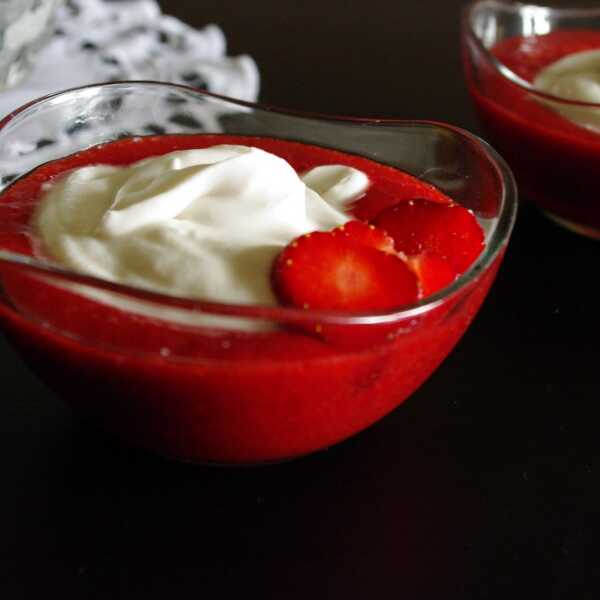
top-left (463, 0), bottom-right (600, 239)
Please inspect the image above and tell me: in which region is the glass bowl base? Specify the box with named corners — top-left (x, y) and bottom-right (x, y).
top-left (542, 210), bottom-right (600, 240)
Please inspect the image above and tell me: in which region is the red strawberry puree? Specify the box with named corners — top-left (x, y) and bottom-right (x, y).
top-left (0, 135), bottom-right (498, 464)
top-left (464, 30), bottom-right (600, 235)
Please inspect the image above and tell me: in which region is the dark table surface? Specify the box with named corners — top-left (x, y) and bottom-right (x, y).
top-left (2, 1), bottom-right (599, 598)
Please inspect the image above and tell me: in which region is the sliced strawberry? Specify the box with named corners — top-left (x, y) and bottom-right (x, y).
top-left (407, 252), bottom-right (457, 297)
top-left (372, 199), bottom-right (485, 275)
top-left (351, 181), bottom-right (451, 222)
top-left (331, 220), bottom-right (396, 254)
top-left (272, 231), bottom-right (419, 312)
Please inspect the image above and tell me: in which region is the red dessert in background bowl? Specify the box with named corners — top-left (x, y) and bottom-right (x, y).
top-left (463, 0), bottom-right (600, 238)
top-left (0, 82), bottom-right (517, 464)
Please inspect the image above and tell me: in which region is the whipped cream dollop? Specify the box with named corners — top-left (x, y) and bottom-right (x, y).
top-left (34, 145), bottom-right (369, 309)
top-left (534, 49), bottom-right (600, 132)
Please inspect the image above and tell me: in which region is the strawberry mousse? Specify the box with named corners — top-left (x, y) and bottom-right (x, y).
top-left (0, 134), bottom-right (497, 464)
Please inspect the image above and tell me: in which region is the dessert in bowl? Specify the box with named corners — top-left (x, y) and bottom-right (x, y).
top-left (463, 0), bottom-right (600, 238)
top-left (0, 82), bottom-right (517, 464)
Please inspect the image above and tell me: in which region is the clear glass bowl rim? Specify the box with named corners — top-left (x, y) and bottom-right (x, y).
top-left (0, 80), bottom-right (518, 327)
top-left (463, 0), bottom-right (600, 109)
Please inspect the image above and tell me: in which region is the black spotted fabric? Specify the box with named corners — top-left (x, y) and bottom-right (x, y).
top-left (0, 0), bottom-right (259, 188)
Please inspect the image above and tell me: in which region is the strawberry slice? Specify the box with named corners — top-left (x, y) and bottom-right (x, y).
top-left (351, 180), bottom-right (452, 222)
top-left (331, 220), bottom-right (396, 254)
top-left (272, 231), bottom-right (419, 312)
top-left (372, 199), bottom-right (485, 275)
top-left (407, 252), bottom-right (457, 297)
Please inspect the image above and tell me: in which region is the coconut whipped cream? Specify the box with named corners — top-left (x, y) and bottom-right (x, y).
top-left (34, 145), bottom-right (369, 310)
top-left (534, 49), bottom-right (600, 132)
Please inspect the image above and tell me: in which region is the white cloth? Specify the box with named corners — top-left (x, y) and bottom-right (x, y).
top-left (0, 0), bottom-right (260, 187)
top-left (0, 0), bottom-right (259, 117)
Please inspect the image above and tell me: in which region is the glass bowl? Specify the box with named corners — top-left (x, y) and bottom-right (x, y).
top-left (0, 82), bottom-right (517, 465)
top-left (463, 0), bottom-right (600, 239)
